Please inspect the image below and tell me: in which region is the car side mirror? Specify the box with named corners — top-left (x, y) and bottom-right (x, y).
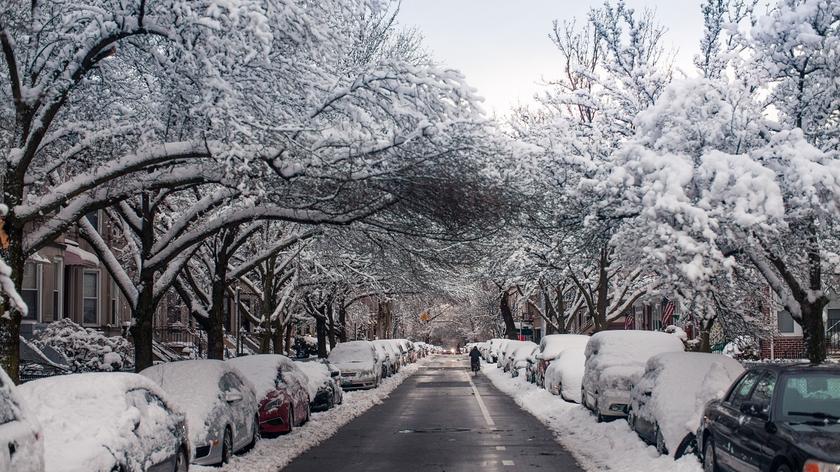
top-left (225, 389), bottom-right (243, 403)
top-left (740, 401), bottom-right (768, 419)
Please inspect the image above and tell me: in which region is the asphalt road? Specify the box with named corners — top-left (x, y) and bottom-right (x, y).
top-left (283, 355), bottom-right (583, 471)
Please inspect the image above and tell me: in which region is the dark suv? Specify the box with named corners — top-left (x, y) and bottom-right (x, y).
top-left (697, 363), bottom-right (840, 472)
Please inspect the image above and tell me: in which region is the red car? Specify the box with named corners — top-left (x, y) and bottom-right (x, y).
top-left (228, 354), bottom-right (311, 437)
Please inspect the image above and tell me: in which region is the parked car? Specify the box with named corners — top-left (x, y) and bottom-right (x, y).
top-left (498, 339), bottom-right (522, 370)
top-left (545, 348), bottom-right (587, 403)
top-left (508, 341), bottom-right (539, 378)
top-left (535, 334), bottom-right (590, 387)
top-left (22, 372), bottom-right (188, 472)
top-left (328, 341), bottom-right (382, 390)
top-left (227, 355), bottom-right (311, 437)
top-left (395, 339), bottom-right (417, 363)
top-left (295, 359), bottom-right (344, 412)
top-left (698, 363), bottom-right (840, 472)
top-left (0, 366), bottom-right (43, 472)
top-left (581, 330), bottom-right (685, 421)
top-left (141, 360), bottom-right (259, 466)
top-left (371, 341), bottom-right (395, 377)
top-left (495, 339), bottom-right (515, 369)
top-left (628, 352), bottom-right (743, 458)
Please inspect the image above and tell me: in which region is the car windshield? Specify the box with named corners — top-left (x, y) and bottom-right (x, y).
top-left (779, 372), bottom-right (840, 423)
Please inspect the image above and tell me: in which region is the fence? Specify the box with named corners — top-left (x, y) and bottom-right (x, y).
top-left (153, 326), bottom-right (207, 359)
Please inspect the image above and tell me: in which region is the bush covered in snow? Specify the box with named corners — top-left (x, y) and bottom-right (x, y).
top-left (722, 336), bottom-right (760, 361)
top-left (31, 319), bottom-right (133, 372)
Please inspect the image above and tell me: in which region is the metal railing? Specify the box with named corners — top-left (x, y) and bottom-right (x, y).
top-left (153, 326), bottom-right (207, 359)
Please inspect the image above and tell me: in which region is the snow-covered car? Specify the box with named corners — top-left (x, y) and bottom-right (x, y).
top-left (371, 340), bottom-right (395, 377)
top-left (227, 355), bottom-right (311, 437)
top-left (581, 330), bottom-right (685, 421)
top-left (21, 372), bottom-right (188, 472)
top-left (294, 359), bottom-right (344, 412)
top-left (496, 339), bottom-right (517, 369)
top-left (395, 339), bottom-right (417, 363)
top-left (328, 341), bottom-right (382, 390)
top-left (483, 339), bottom-right (503, 363)
top-left (0, 366), bottom-right (43, 472)
top-left (535, 334), bottom-right (590, 387)
top-left (628, 352), bottom-right (743, 457)
top-left (508, 341), bottom-right (539, 378)
top-left (545, 348), bottom-right (587, 403)
top-left (141, 360), bottom-right (259, 466)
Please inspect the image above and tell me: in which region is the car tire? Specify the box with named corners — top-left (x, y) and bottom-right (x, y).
top-left (655, 425), bottom-right (668, 455)
top-left (703, 436), bottom-right (719, 472)
top-left (221, 427), bottom-right (233, 465)
top-left (175, 447), bottom-right (188, 472)
top-left (774, 465), bottom-right (792, 472)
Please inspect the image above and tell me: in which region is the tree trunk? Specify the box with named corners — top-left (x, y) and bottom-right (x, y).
top-left (337, 298), bottom-right (348, 342)
top-left (272, 318), bottom-right (284, 354)
top-left (326, 303), bottom-right (337, 349)
top-left (500, 290), bottom-right (518, 340)
top-left (207, 277), bottom-right (226, 359)
top-left (131, 282), bottom-right (157, 371)
top-left (284, 322), bottom-right (292, 356)
top-left (315, 315), bottom-right (328, 358)
top-left (801, 301), bottom-right (827, 363)
top-left (0, 221), bottom-right (24, 383)
top-left (593, 245), bottom-right (609, 332)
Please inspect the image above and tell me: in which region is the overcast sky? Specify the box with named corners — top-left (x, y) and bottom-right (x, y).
top-left (398, 0), bottom-right (703, 115)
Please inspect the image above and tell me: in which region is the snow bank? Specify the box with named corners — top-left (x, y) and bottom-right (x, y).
top-left (0, 366), bottom-right (43, 472)
top-left (193, 359), bottom-right (425, 472)
top-left (546, 348), bottom-right (586, 402)
top-left (20, 373), bottom-right (179, 472)
top-left (632, 352), bottom-right (743, 455)
top-left (538, 334), bottom-right (590, 361)
top-left (482, 364), bottom-right (702, 472)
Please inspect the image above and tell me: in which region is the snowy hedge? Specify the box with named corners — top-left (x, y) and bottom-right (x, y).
top-left (31, 319), bottom-right (133, 372)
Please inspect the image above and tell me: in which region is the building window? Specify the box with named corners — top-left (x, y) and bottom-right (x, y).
top-left (777, 310), bottom-right (795, 334)
top-left (53, 258), bottom-right (63, 320)
top-left (110, 278), bottom-right (120, 325)
top-left (85, 210), bottom-right (101, 233)
top-left (21, 262), bottom-right (40, 321)
top-left (83, 270), bottom-right (99, 325)
top-left (828, 309), bottom-right (840, 333)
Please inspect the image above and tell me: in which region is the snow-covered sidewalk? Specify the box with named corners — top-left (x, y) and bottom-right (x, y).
top-left (194, 360), bottom-right (425, 472)
top-left (481, 363), bottom-right (702, 472)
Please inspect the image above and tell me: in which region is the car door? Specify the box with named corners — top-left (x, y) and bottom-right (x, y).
top-left (282, 370), bottom-right (306, 423)
top-left (126, 389), bottom-right (179, 472)
top-left (739, 372), bottom-right (779, 472)
top-left (220, 373), bottom-right (249, 448)
top-left (714, 370), bottom-right (761, 471)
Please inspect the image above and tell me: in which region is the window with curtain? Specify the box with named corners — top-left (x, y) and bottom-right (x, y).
top-left (21, 262), bottom-right (39, 320)
top-left (83, 271), bottom-right (99, 324)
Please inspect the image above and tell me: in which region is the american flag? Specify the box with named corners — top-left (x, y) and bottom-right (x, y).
top-left (624, 309), bottom-right (635, 330)
top-left (661, 299), bottom-right (676, 327)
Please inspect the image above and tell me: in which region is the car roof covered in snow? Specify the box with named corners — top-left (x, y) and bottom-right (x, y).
top-left (293, 360), bottom-right (331, 398)
top-left (538, 334), bottom-right (590, 361)
top-left (328, 341), bottom-right (376, 365)
top-left (584, 330), bottom-right (684, 362)
top-left (227, 354), bottom-right (305, 401)
top-left (510, 341), bottom-right (539, 361)
top-left (20, 372), bottom-right (179, 472)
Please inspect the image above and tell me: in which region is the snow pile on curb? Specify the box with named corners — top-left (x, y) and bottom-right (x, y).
top-left (194, 359), bottom-right (424, 472)
top-left (481, 363), bottom-right (702, 472)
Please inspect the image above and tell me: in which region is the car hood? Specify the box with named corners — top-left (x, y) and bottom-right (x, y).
top-left (780, 422), bottom-right (840, 461)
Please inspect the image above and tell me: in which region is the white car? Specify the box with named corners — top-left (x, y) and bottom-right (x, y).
top-left (329, 341), bottom-right (382, 390)
top-left (628, 352), bottom-right (744, 457)
top-left (508, 341), bottom-right (539, 378)
top-left (22, 372), bottom-right (189, 472)
top-left (545, 348), bottom-right (586, 403)
top-left (0, 366), bottom-right (43, 472)
top-left (141, 360), bottom-right (259, 466)
top-left (371, 341), bottom-right (396, 377)
top-left (535, 334), bottom-right (590, 387)
top-left (581, 330), bottom-right (685, 421)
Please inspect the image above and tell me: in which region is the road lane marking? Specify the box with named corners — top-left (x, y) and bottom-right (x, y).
top-left (496, 446), bottom-right (506, 451)
top-left (466, 373), bottom-right (495, 427)
top-left (502, 460), bottom-right (515, 466)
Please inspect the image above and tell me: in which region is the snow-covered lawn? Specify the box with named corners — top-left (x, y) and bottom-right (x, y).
top-left (194, 360), bottom-right (424, 472)
top-left (482, 363), bottom-right (703, 472)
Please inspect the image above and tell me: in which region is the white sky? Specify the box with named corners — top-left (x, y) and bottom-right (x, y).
top-left (398, 0), bottom-right (703, 115)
